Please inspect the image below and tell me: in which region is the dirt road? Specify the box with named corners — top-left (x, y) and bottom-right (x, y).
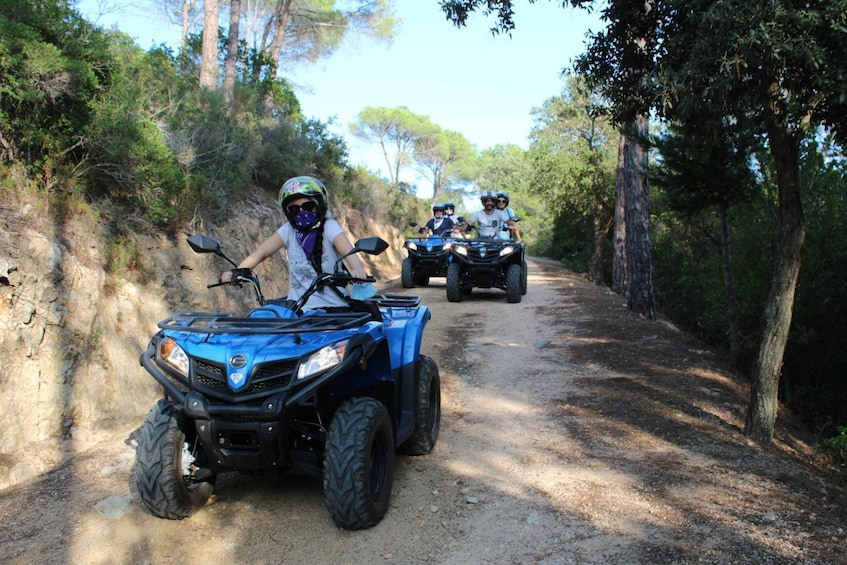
top-left (1, 258), bottom-right (845, 564)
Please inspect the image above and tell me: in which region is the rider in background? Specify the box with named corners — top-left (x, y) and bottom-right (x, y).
top-left (443, 202), bottom-right (456, 219)
top-left (424, 203), bottom-right (455, 236)
top-left (466, 189), bottom-right (510, 239)
top-left (495, 191), bottom-right (522, 242)
top-left (220, 176), bottom-right (366, 310)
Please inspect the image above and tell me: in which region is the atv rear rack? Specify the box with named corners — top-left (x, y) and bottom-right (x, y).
top-left (158, 311), bottom-right (373, 334)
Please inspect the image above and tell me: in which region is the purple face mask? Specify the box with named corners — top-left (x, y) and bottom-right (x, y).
top-left (293, 209), bottom-right (319, 231)
top-left (293, 209), bottom-right (321, 260)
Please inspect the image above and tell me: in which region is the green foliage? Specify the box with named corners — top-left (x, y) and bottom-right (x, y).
top-left (243, 0), bottom-right (399, 81)
top-left (350, 106), bottom-right (435, 189)
top-left (0, 0), bottom-right (112, 169)
top-left (652, 116), bottom-right (758, 213)
top-left (821, 427), bottom-right (847, 464)
top-left (527, 75), bottom-right (616, 276)
top-left (335, 166), bottom-right (428, 228)
top-left (652, 132), bottom-right (847, 432)
top-left (414, 126), bottom-right (476, 200)
top-left (105, 235), bottom-right (142, 277)
top-left (0, 0), bottom-right (365, 234)
top-left (254, 118), bottom-right (348, 197)
top-left (781, 137), bottom-right (847, 431)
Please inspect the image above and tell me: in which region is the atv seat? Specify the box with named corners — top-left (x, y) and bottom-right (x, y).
top-left (320, 300), bottom-right (383, 322)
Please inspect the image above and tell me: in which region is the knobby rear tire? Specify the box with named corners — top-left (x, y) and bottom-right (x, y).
top-left (399, 355), bottom-right (441, 455)
top-left (323, 398), bottom-right (394, 530)
top-left (521, 258), bottom-right (528, 295)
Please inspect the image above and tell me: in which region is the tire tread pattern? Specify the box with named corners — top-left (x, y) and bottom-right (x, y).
top-left (134, 399), bottom-right (213, 519)
top-left (506, 263), bottom-right (522, 303)
top-left (323, 398), bottom-right (394, 530)
top-left (446, 263), bottom-right (463, 302)
top-left (399, 355), bottom-right (441, 455)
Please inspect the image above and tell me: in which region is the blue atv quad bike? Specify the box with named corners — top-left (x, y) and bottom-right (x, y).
top-left (445, 224), bottom-right (528, 303)
top-left (401, 223), bottom-right (455, 288)
top-left (134, 234), bottom-right (440, 530)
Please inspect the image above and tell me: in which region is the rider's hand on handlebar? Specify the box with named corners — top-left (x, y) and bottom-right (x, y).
top-left (220, 268), bottom-right (253, 284)
top-left (349, 267), bottom-right (368, 281)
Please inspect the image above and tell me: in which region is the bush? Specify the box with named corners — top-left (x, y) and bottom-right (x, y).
top-left (822, 427), bottom-right (847, 465)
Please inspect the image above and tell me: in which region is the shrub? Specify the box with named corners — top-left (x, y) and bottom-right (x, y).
top-left (821, 427), bottom-right (847, 465)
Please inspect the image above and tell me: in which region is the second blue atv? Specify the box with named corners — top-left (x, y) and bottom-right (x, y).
top-left (401, 223), bottom-right (456, 288)
top-left (134, 234), bottom-right (440, 530)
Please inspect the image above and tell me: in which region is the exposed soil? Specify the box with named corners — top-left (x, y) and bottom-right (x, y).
top-left (1, 257), bottom-right (845, 564)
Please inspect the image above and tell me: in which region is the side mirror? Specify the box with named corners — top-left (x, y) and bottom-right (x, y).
top-left (353, 237), bottom-right (390, 256)
top-left (187, 234), bottom-right (237, 267)
top-left (187, 234), bottom-right (221, 254)
top-left (409, 222), bottom-right (419, 228)
top-left (456, 216), bottom-right (465, 224)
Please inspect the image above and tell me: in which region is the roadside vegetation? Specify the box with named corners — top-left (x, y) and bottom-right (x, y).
top-left (1, 0), bottom-right (845, 470)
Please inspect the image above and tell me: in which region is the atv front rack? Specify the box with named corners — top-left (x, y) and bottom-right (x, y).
top-left (158, 311), bottom-right (373, 334)
top-left (367, 294), bottom-right (421, 308)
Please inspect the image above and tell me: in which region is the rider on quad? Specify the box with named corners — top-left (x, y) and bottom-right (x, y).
top-left (465, 189), bottom-right (510, 239)
top-left (443, 202), bottom-right (456, 219)
top-left (221, 176), bottom-right (370, 309)
top-left (495, 191), bottom-right (521, 242)
top-left (423, 203), bottom-right (455, 236)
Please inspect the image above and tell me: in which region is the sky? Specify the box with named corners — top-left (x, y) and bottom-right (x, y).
top-left (77, 0), bottom-right (603, 194)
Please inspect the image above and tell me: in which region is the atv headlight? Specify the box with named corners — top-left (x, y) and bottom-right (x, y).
top-left (454, 245), bottom-right (468, 256)
top-left (443, 242), bottom-right (452, 251)
top-left (160, 337), bottom-right (189, 377)
top-left (297, 340), bottom-right (349, 380)
top-left (406, 241), bottom-right (418, 250)
top-left (499, 245), bottom-right (515, 256)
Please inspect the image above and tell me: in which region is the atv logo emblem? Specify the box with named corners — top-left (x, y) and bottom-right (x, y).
top-left (229, 372), bottom-right (246, 389)
top-left (229, 354), bottom-right (247, 368)
top-left (479, 246), bottom-right (487, 258)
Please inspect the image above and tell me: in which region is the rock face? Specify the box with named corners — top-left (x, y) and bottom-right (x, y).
top-left (0, 197), bottom-right (404, 490)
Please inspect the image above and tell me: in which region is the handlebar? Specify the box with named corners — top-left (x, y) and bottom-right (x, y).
top-left (211, 268), bottom-right (265, 305)
top-left (291, 271), bottom-right (376, 313)
top-left (191, 234), bottom-right (388, 312)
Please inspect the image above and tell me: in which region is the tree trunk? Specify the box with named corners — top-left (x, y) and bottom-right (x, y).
top-left (223, 0), bottom-right (241, 108)
top-left (181, 0), bottom-right (192, 45)
top-left (612, 130), bottom-right (628, 296)
top-left (622, 115), bottom-right (655, 320)
top-left (378, 135), bottom-right (396, 189)
top-left (588, 195), bottom-right (613, 285)
top-left (199, 0), bottom-right (219, 89)
top-left (260, 0), bottom-right (293, 111)
top-left (744, 103), bottom-right (805, 444)
top-left (718, 197), bottom-right (741, 367)
top-left (268, 0), bottom-right (293, 69)
top-left (431, 166), bottom-right (444, 201)
top-left (393, 150), bottom-right (408, 192)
